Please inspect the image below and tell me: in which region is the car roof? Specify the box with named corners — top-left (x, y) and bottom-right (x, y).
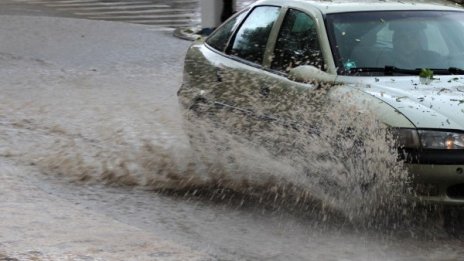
top-left (251, 0), bottom-right (464, 14)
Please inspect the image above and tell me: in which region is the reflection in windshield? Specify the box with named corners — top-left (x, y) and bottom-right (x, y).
top-left (326, 11), bottom-right (464, 75)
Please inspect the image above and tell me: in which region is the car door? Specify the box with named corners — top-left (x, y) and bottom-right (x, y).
top-left (207, 6), bottom-right (330, 150)
top-left (181, 5), bottom-right (284, 137)
top-left (179, 5), bottom-right (331, 157)
top-left (214, 5), bottom-right (283, 120)
top-left (259, 8), bottom-right (329, 128)
top-left (244, 7), bottom-right (335, 156)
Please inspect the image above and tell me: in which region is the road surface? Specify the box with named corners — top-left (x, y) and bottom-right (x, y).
top-left (0, 1), bottom-right (463, 260)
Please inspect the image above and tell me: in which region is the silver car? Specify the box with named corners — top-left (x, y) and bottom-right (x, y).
top-left (178, 0), bottom-right (464, 205)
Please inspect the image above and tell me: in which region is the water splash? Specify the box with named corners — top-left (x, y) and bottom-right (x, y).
top-left (183, 86), bottom-right (413, 221)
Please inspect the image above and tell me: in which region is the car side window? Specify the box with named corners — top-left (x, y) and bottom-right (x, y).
top-left (229, 6), bottom-right (280, 64)
top-left (271, 9), bottom-right (324, 73)
top-left (206, 10), bottom-right (248, 52)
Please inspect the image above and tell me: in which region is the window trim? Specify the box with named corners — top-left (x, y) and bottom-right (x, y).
top-left (205, 8), bottom-right (250, 53)
top-left (324, 13), bottom-right (342, 75)
top-left (267, 7), bottom-right (326, 76)
top-left (262, 6), bottom-right (288, 68)
top-left (225, 5), bottom-right (284, 66)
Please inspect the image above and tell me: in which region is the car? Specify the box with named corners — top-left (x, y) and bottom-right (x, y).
top-left (178, 0), bottom-right (464, 206)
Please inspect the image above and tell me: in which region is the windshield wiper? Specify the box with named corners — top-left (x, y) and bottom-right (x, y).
top-left (346, 66), bottom-right (419, 76)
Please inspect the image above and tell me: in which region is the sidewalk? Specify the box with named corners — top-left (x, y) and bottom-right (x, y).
top-left (173, 25), bottom-right (204, 41)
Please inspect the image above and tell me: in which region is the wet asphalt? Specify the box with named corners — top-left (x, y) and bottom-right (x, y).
top-left (1, 1), bottom-right (464, 260)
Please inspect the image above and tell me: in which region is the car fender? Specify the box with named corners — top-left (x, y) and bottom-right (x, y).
top-left (328, 84), bottom-right (416, 128)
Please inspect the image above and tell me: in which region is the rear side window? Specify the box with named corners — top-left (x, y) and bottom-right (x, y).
top-left (230, 6), bottom-right (281, 64)
top-left (271, 9), bottom-right (324, 73)
top-left (206, 10), bottom-right (247, 52)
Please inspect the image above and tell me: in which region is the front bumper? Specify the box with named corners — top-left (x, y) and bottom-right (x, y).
top-left (408, 163), bottom-right (464, 205)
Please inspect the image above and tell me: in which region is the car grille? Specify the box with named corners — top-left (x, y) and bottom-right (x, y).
top-left (447, 184), bottom-right (464, 199)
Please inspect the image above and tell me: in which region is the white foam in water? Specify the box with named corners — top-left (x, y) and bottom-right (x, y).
top-left (0, 43), bottom-right (412, 227)
top-left (179, 84), bottom-right (412, 222)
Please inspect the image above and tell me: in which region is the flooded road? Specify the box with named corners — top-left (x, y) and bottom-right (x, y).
top-left (0, 13), bottom-right (463, 260)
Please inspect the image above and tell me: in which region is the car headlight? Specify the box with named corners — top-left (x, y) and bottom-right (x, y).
top-left (418, 130), bottom-right (464, 149)
top-left (392, 129), bottom-right (464, 150)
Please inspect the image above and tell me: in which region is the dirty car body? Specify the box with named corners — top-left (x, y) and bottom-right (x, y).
top-left (178, 0), bottom-right (464, 204)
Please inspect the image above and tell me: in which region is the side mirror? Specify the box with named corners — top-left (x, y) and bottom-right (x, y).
top-left (288, 65), bottom-right (337, 84)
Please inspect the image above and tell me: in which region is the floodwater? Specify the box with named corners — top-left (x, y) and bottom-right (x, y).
top-left (0, 14), bottom-right (463, 260)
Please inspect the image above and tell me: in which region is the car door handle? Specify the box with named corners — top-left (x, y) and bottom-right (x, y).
top-left (260, 86), bottom-right (270, 97)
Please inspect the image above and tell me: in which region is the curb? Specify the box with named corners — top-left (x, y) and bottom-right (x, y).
top-left (173, 26), bottom-right (203, 41)
top-left (173, 26), bottom-right (216, 41)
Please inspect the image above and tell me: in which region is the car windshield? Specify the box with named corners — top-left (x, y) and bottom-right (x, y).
top-left (326, 11), bottom-right (464, 76)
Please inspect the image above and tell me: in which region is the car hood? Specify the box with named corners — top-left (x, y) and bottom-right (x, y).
top-left (340, 76), bottom-right (464, 130)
